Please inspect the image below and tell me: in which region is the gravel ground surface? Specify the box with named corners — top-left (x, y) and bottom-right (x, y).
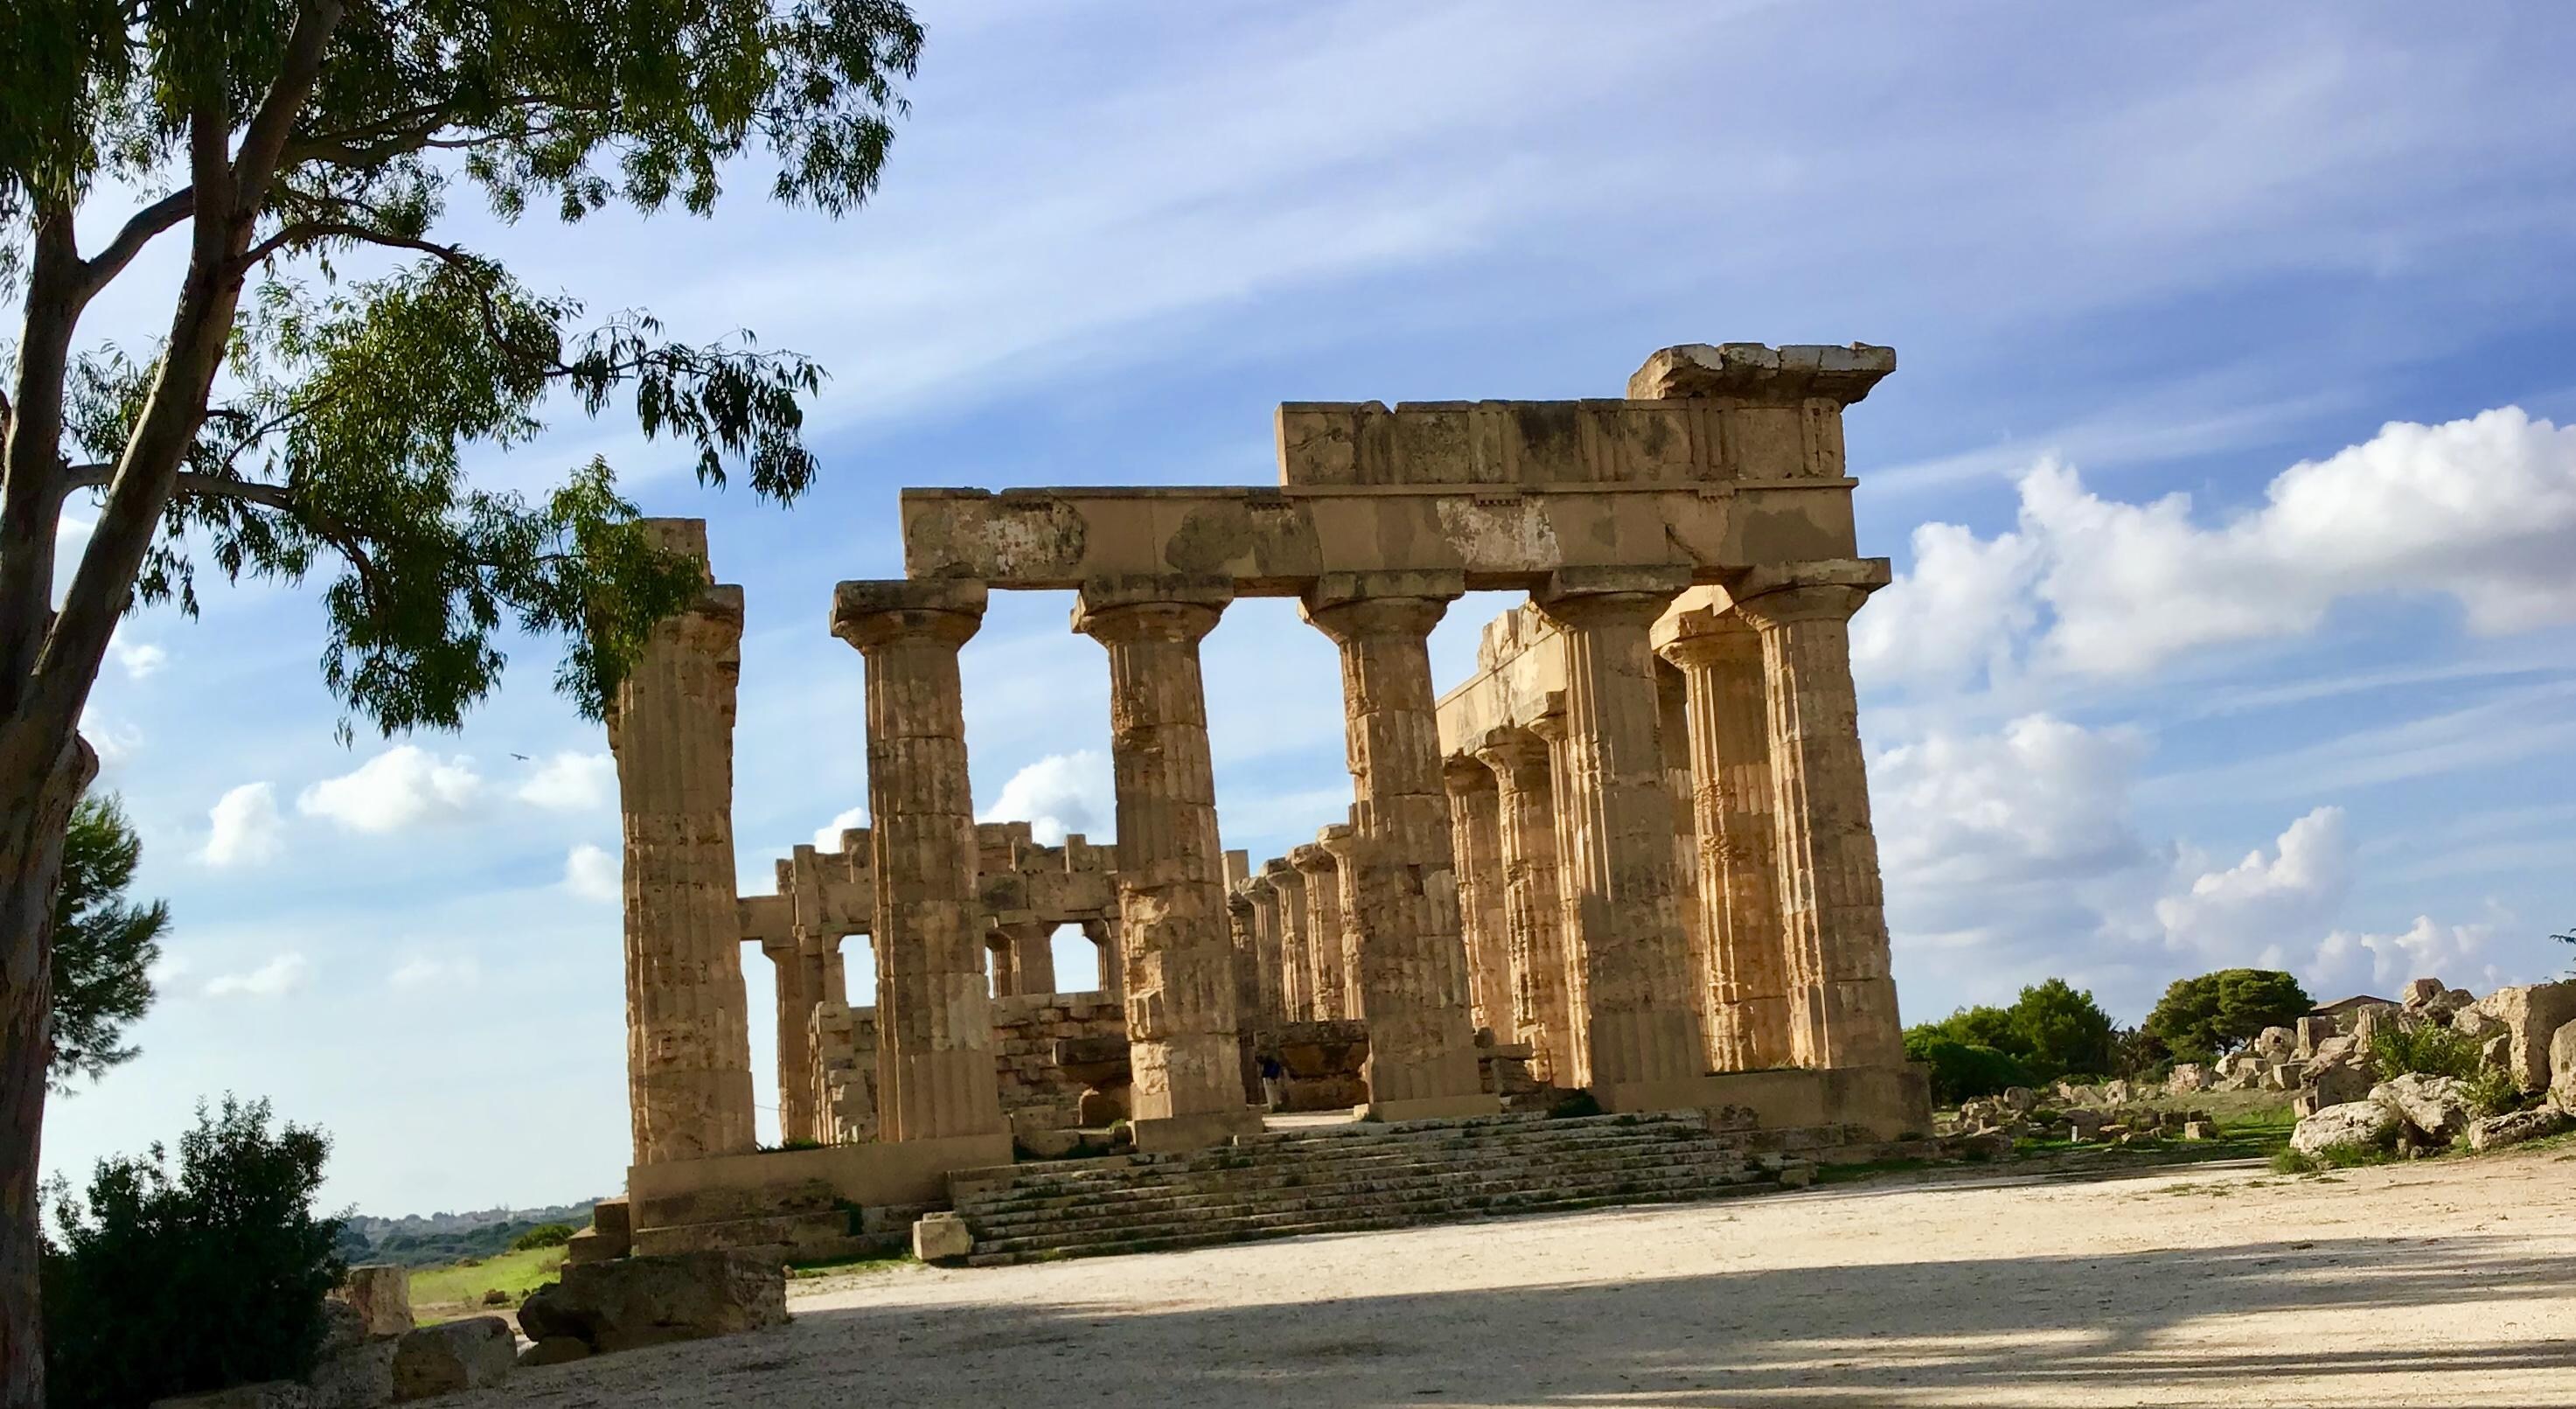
top-left (446, 1144), bottom-right (2576, 1408)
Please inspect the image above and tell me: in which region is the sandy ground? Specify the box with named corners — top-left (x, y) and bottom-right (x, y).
top-left (446, 1147), bottom-right (2576, 1408)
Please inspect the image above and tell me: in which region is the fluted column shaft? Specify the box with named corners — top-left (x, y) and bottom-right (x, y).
top-left (1660, 617), bottom-right (1793, 1071)
top-left (762, 938), bottom-right (818, 1145)
top-left (1076, 585), bottom-right (1254, 1133)
top-left (1736, 580), bottom-right (1903, 1069)
top-left (609, 524), bottom-right (756, 1165)
top-left (1535, 586), bottom-right (1708, 1092)
top-left (1473, 729), bottom-right (1576, 1085)
top-left (1286, 842), bottom-right (1347, 1021)
top-left (1442, 757), bottom-right (1512, 1037)
top-left (1263, 861), bottom-right (1309, 1022)
top-left (1527, 711), bottom-right (1590, 1086)
top-left (832, 579), bottom-right (1006, 1143)
top-left (1658, 666), bottom-right (1709, 1053)
top-left (1304, 582), bottom-right (1484, 1109)
top-left (1245, 874), bottom-right (1286, 1024)
top-left (992, 919), bottom-right (1056, 998)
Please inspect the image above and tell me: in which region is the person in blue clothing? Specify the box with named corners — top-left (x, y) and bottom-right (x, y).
top-left (1258, 1054), bottom-right (1288, 1111)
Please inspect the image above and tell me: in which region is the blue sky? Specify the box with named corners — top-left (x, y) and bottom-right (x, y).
top-left (35, 1), bottom-right (2576, 1216)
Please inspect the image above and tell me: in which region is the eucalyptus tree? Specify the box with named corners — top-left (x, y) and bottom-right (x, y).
top-left (1, 2), bottom-right (923, 1398)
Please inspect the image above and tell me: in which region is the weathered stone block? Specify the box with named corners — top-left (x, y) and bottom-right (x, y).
top-left (913, 1212), bottom-right (973, 1265)
top-left (518, 1249), bottom-right (787, 1356)
top-left (2553, 1019), bottom-right (2576, 1112)
top-left (2475, 981), bottom-right (2576, 1092)
top-left (2372, 1073), bottom-right (2470, 1145)
top-left (2290, 1101), bottom-right (2397, 1158)
top-left (2467, 1106), bottom-right (2573, 1153)
top-left (333, 1265), bottom-right (412, 1339)
top-left (390, 1317), bottom-right (514, 1401)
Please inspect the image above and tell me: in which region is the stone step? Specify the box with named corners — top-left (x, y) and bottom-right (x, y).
top-left (957, 1121), bottom-right (1724, 1198)
top-left (964, 1168), bottom-right (1792, 1265)
top-left (963, 1155), bottom-right (1765, 1242)
top-left (958, 1144), bottom-right (1759, 1228)
top-left (631, 1208), bottom-right (866, 1259)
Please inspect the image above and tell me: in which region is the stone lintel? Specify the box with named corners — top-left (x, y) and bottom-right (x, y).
top-left (1305, 568), bottom-right (1466, 610)
top-left (1537, 564), bottom-right (1695, 604)
top-left (737, 894), bottom-right (794, 950)
top-left (1223, 847), bottom-right (1250, 889)
top-left (1626, 343), bottom-right (1896, 405)
top-left (1731, 557), bottom-right (1894, 601)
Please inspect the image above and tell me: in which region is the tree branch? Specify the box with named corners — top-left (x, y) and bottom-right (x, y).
top-left (58, 466), bottom-right (296, 513)
top-left (74, 189), bottom-right (198, 303)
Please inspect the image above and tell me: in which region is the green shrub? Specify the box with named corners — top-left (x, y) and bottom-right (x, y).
top-left (1904, 1035), bottom-right (2036, 1105)
top-left (2461, 1064), bottom-right (2524, 1119)
top-left (510, 1223), bottom-right (576, 1252)
top-left (2371, 1023), bottom-right (2484, 1080)
top-left (43, 1097), bottom-right (346, 1409)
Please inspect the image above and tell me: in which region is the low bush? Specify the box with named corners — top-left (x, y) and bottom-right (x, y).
top-left (2371, 1023), bottom-right (2484, 1081)
top-left (43, 1096), bottom-right (345, 1409)
top-left (510, 1222), bottom-right (576, 1252)
top-left (2461, 1064), bottom-right (2524, 1119)
top-left (1904, 1036), bottom-right (2036, 1106)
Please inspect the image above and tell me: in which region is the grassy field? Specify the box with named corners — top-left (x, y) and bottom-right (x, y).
top-left (408, 1245), bottom-right (567, 1324)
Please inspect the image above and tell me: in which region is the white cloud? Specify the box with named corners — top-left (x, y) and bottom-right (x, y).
top-left (110, 638), bottom-right (168, 680)
top-left (2154, 806), bottom-right (2352, 969)
top-left (82, 715), bottom-right (143, 768)
top-left (297, 746), bottom-right (484, 833)
top-left (514, 752), bottom-right (616, 812)
top-left (811, 805), bottom-right (868, 853)
top-left (563, 844), bottom-right (620, 903)
top-left (199, 783), bottom-right (284, 868)
top-left (1861, 408), bottom-right (2576, 688)
top-left (1875, 715), bottom-right (2154, 889)
top-left (146, 952), bottom-right (191, 988)
top-left (2306, 915), bottom-right (2503, 1001)
top-left (388, 956), bottom-right (482, 991)
top-left (204, 952), bottom-right (310, 999)
top-left (980, 751), bottom-right (1113, 846)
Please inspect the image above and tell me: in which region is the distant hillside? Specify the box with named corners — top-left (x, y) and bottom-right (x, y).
top-left (338, 1198), bottom-right (603, 1268)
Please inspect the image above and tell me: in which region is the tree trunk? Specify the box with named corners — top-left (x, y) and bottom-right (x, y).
top-left (0, 735), bottom-right (91, 1409)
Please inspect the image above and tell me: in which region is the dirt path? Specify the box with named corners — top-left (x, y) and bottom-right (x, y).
top-left (449, 1147), bottom-right (2576, 1407)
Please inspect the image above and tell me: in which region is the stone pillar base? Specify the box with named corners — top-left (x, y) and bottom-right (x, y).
top-left (1591, 1064), bottom-right (1932, 1140)
top-left (1130, 1106), bottom-right (1266, 1154)
top-left (1363, 1092), bottom-right (1505, 1123)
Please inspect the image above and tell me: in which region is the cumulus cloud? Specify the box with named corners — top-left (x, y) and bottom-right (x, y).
top-left (388, 956), bottom-right (482, 990)
top-left (1876, 715), bottom-right (2155, 889)
top-left (563, 843), bottom-right (620, 903)
top-left (514, 751), bottom-right (616, 812)
top-left (981, 751), bottom-right (1113, 845)
top-left (297, 746), bottom-right (484, 833)
top-left (204, 952), bottom-right (310, 998)
top-left (110, 638), bottom-right (168, 680)
top-left (2154, 807), bottom-right (2352, 970)
top-left (812, 805), bottom-right (868, 852)
top-left (199, 783), bottom-right (284, 867)
top-left (2306, 915), bottom-right (2503, 1000)
top-left (82, 715), bottom-right (143, 768)
top-left (1859, 408), bottom-right (2576, 688)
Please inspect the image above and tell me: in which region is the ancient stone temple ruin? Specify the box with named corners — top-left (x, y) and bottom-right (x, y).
top-left (588, 343), bottom-right (1934, 1265)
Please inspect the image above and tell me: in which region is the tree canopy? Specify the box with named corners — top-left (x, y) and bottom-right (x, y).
top-left (1902, 977), bottom-right (2120, 1097)
top-left (2141, 968), bottom-right (2315, 1064)
top-left (47, 794), bottom-right (165, 1092)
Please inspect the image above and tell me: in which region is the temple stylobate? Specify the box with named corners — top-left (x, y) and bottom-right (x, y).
top-left (595, 341), bottom-right (1931, 1265)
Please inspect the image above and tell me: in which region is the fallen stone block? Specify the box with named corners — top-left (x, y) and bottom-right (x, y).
top-left (2466, 1106), bottom-right (2573, 1153)
top-left (2374, 1072), bottom-right (2473, 1146)
top-left (914, 1211), bottom-right (974, 1265)
top-left (2291, 1100), bottom-right (2398, 1159)
top-left (332, 1265), bottom-right (413, 1339)
top-left (390, 1316), bottom-right (514, 1401)
top-left (518, 1248), bottom-right (789, 1356)
top-left (2554, 1019), bottom-right (2576, 1113)
top-left (2475, 981), bottom-right (2576, 1092)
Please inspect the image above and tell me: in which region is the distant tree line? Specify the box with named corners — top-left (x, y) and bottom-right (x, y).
top-left (1902, 967), bottom-right (2317, 1105)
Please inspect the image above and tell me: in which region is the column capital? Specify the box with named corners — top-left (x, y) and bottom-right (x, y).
top-left (1298, 568), bottom-right (1465, 643)
top-left (1316, 820), bottom-right (1357, 862)
top-left (1626, 341), bottom-right (1896, 406)
top-left (1226, 885), bottom-right (1257, 917)
top-left (1727, 558), bottom-right (1893, 631)
top-left (1533, 565), bottom-right (1692, 633)
top-left (1244, 870), bottom-right (1277, 901)
top-left (1525, 692), bottom-right (1571, 745)
top-left (1072, 574), bottom-right (1231, 644)
top-left (1471, 724), bottom-right (1551, 786)
top-left (1285, 842), bottom-right (1334, 877)
top-left (831, 578), bottom-right (988, 652)
top-left (1651, 588), bottom-right (1763, 666)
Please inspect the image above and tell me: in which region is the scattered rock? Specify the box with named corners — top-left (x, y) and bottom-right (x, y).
top-left (2466, 1106), bottom-right (2573, 1153)
top-left (518, 1337), bottom-right (594, 1368)
top-left (2451, 1006), bottom-right (2503, 1040)
top-left (333, 1265), bottom-right (413, 1339)
top-left (2253, 1027), bottom-right (2296, 1061)
top-left (481, 1288), bottom-right (510, 1307)
top-left (2473, 981), bottom-right (2576, 1092)
top-left (390, 1316), bottom-right (514, 1401)
top-left (2166, 1064), bottom-right (2208, 1095)
top-left (1018, 1126), bottom-right (1083, 1159)
top-left (2402, 977), bottom-right (2447, 1009)
top-left (1776, 1161), bottom-right (1816, 1189)
top-left (2372, 1073), bottom-right (2471, 1145)
top-left (2181, 1120), bottom-right (2213, 1141)
top-left (1999, 1086), bottom-right (2036, 1113)
top-left (2553, 1019), bottom-right (2576, 1113)
top-left (2290, 1101), bottom-right (2398, 1158)
top-left (519, 1249), bottom-right (789, 1356)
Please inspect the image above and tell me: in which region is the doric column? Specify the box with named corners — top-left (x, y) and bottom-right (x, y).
top-left (1260, 858), bottom-right (1308, 1022)
top-left (1654, 602), bottom-right (1793, 1071)
top-left (1525, 707), bottom-right (1591, 1087)
top-left (1441, 756), bottom-right (1512, 1038)
top-left (1732, 561), bottom-right (1904, 1070)
top-left (1472, 726), bottom-right (1576, 1085)
top-left (607, 520), bottom-right (756, 1164)
top-left (1301, 572), bottom-right (1491, 1117)
top-left (1082, 917), bottom-right (1123, 998)
top-left (1315, 823), bottom-right (1363, 1022)
top-left (831, 579), bottom-right (1006, 1143)
top-left (1658, 663), bottom-right (1710, 1054)
top-left (760, 937), bottom-right (818, 1145)
top-left (1074, 576), bottom-right (1261, 1149)
top-left (1533, 568), bottom-right (1708, 1098)
top-left (1243, 871), bottom-right (1286, 1024)
top-left (1226, 885), bottom-right (1264, 1039)
top-left (1285, 841), bottom-right (1347, 1021)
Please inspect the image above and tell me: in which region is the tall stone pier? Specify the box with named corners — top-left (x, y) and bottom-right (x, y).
top-left (1305, 571), bottom-right (1493, 1119)
top-left (1076, 576), bottom-right (1263, 1151)
top-left (832, 579), bottom-right (1006, 1142)
top-left (608, 519), bottom-right (757, 1165)
top-left (1473, 725), bottom-right (1574, 1084)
